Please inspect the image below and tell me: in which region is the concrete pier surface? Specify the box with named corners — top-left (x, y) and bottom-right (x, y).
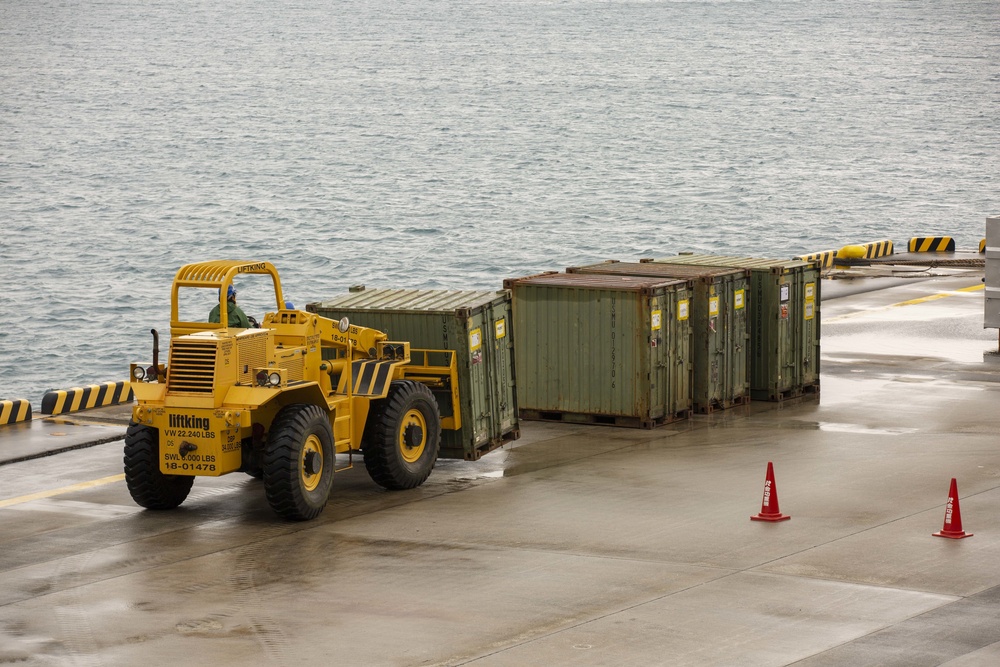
top-left (2, 270), bottom-right (999, 666)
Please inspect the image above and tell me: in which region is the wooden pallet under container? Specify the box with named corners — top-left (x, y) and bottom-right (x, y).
top-left (519, 406), bottom-right (692, 430)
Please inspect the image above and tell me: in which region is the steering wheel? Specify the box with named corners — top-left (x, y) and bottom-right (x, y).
top-left (248, 316), bottom-right (260, 329)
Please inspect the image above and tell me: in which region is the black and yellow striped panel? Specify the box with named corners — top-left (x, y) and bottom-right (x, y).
top-left (981, 238), bottom-right (987, 253)
top-left (351, 360), bottom-right (396, 397)
top-left (862, 239), bottom-right (894, 258)
top-left (0, 399), bottom-right (32, 425)
top-left (794, 250), bottom-right (837, 268)
top-left (908, 236), bottom-right (955, 253)
top-left (40, 381), bottom-right (135, 416)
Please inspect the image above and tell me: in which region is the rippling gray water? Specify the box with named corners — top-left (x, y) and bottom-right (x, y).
top-left (2, 0), bottom-right (998, 406)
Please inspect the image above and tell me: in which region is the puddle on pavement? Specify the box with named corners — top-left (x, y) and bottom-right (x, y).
top-left (817, 422), bottom-right (918, 435)
top-left (778, 420), bottom-right (917, 435)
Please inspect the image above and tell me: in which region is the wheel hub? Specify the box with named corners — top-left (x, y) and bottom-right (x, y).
top-left (398, 407), bottom-right (428, 464)
top-left (303, 450), bottom-right (322, 476)
top-left (300, 434), bottom-right (325, 492)
top-left (404, 424), bottom-right (424, 450)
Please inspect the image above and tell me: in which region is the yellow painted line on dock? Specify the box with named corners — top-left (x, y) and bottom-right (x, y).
top-left (0, 474), bottom-right (125, 509)
top-left (891, 283), bottom-right (984, 306)
top-left (825, 284), bottom-right (984, 323)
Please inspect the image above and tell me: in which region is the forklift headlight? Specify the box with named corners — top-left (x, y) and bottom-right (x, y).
top-left (268, 372), bottom-right (281, 387)
top-left (255, 370), bottom-right (269, 386)
top-left (132, 366), bottom-right (146, 381)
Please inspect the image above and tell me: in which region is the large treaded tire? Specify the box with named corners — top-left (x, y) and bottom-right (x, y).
top-left (262, 404), bottom-right (335, 521)
top-left (363, 381), bottom-right (441, 490)
top-left (123, 422), bottom-right (194, 510)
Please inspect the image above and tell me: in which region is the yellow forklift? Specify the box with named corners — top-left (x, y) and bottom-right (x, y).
top-left (126, 260), bottom-right (460, 520)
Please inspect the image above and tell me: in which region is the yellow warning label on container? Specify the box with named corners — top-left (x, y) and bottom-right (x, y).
top-left (678, 300), bottom-right (689, 321)
top-left (805, 282), bottom-right (815, 301)
top-left (805, 301), bottom-right (815, 320)
top-left (495, 318), bottom-right (506, 339)
top-left (709, 297), bottom-right (719, 317)
top-left (651, 310), bottom-right (662, 331)
top-left (470, 327), bottom-right (482, 351)
top-left (734, 289), bottom-right (745, 309)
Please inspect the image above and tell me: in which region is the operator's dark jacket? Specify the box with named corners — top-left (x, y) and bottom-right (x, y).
top-left (208, 301), bottom-right (251, 328)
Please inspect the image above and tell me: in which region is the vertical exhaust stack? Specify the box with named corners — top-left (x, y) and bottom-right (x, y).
top-left (150, 329), bottom-right (160, 381)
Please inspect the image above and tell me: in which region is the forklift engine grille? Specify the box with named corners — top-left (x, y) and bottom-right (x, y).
top-left (285, 355), bottom-right (304, 382)
top-left (238, 331), bottom-right (269, 385)
top-left (168, 339), bottom-right (218, 393)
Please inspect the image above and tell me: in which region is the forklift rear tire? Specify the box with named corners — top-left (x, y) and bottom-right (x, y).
top-left (124, 422), bottom-right (194, 510)
top-left (363, 381), bottom-right (441, 490)
top-left (263, 404), bottom-right (335, 520)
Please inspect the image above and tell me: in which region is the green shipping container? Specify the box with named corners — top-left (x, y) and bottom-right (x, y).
top-left (503, 272), bottom-right (693, 428)
top-left (567, 261), bottom-right (750, 412)
top-left (643, 255), bottom-right (820, 401)
top-left (307, 288), bottom-right (518, 460)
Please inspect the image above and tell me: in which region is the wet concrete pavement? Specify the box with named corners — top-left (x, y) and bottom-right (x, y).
top-left (2, 271), bottom-right (999, 666)
top-left (0, 404), bottom-right (132, 465)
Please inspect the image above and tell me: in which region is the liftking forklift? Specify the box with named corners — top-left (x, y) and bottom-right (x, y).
top-left (126, 260), bottom-right (461, 520)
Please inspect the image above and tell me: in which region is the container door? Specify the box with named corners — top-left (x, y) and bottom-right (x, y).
top-left (752, 270), bottom-right (786, 400)
top-left (464, 300), bottom-right (516, 449)
top-left (650, 289), bottom-right (691, 419)
top-left (789, 269), bottom-right (804, 392)
top-left (465, 311), bottom-right (493, 448)
top-left (704, 280), bottom-right (723, 408)
top-left (801, 269), bottom-right (820, 386)
top-left (748, 271), bottom-right (769, 399)
top-left (672, 288), bottom-right (693, 416)
top-left (729, 276), bottom-right (750, 400)
top-left (483, 299), bottom-right (518, 438)
top-left (647, 294), bottom-right (667, 420)
top-left (778, 271), bottom-right (798, 394)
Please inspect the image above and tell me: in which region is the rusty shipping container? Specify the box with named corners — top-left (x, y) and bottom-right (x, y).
top-left (308, 288), bottom-right (518, 460)
top-left (503, 272), bottom-right (693, 428)
top-left (567, 261), bottom-right (750, 412)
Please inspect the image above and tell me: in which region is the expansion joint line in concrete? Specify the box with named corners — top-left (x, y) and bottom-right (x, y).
top-left (450, 479), bottom-right (1000, 666)
top-left (743, 479), bottom-right (1000, 591)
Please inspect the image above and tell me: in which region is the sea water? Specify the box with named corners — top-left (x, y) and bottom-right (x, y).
top-left (2, 0), bottom-right (998, 406)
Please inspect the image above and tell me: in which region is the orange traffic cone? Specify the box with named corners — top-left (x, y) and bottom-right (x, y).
top-left (933, 478), bottom-right (973, 539)
top-left (751, 461), bottom-right (790, 522)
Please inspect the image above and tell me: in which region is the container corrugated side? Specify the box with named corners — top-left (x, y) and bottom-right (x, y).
top-left (642, 255), bottom-right (820, 401)
top-left (567, 261), bottom-right (750, 412)
top-left (307, 288), bottom-right (518, 460)
top-left (503, 272), bottom-right (692, 428)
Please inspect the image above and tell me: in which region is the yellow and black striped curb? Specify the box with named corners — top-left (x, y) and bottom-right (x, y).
top-left (1, 399), bottom-right (32, 425)
top-left (908, 236), bottom-right (955, 252)
top-left (41, 381), bottom-right (134, 416)
top-left (795, 250), bottom-right (837, 269)
top-left (861, 239), bottom-right (894, 258)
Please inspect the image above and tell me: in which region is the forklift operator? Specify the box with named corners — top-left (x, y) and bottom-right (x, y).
top-left (208, 285), bottom-right (251, 328)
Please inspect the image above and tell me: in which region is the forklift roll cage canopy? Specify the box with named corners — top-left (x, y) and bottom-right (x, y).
top-left (171, 260), bottom-right (286, 332)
